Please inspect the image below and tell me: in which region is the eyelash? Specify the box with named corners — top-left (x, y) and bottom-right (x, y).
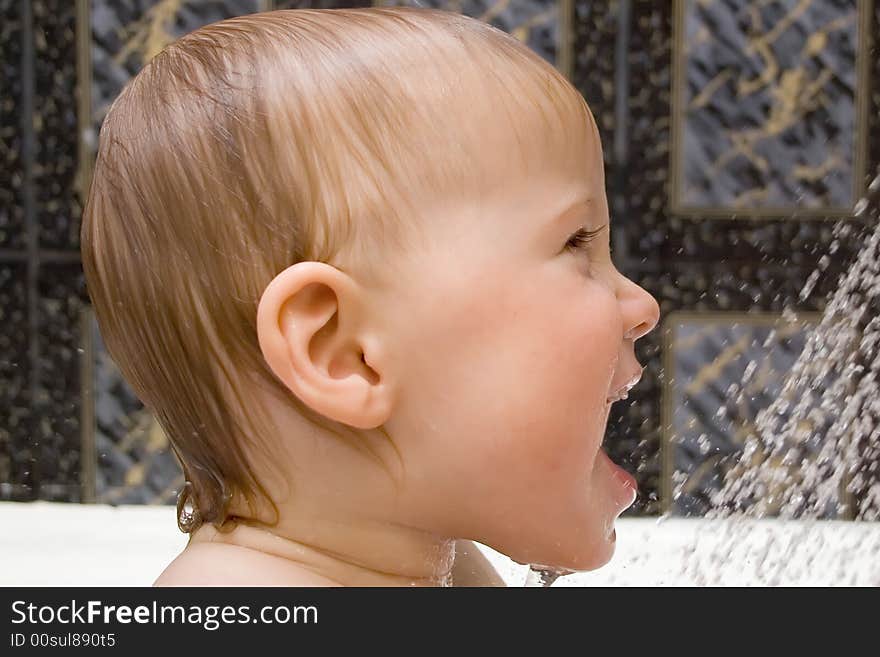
top-left (564, 225), bottom-right (606, 253)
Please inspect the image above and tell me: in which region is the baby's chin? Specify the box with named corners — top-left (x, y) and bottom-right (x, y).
top-left (503, 518), bottom-right (619, 573)
top-left (475, 460), bottom-right (629, 574)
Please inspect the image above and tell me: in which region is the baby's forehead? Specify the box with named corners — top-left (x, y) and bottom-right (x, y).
top-left (471, 108), bottom-right (604, 188)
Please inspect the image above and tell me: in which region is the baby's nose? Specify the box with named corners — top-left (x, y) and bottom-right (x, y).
top-left (621, 280), bottom-right (661, 341)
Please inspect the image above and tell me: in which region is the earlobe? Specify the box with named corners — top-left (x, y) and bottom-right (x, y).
top-left (256, 262), bottom-right (393, 429)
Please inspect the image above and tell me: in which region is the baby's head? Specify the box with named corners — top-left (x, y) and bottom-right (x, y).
top-left (81, 7), bottom-right (659, 574)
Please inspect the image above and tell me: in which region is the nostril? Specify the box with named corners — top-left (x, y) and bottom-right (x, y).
top-left (625, 321), bottom-right (654, 341)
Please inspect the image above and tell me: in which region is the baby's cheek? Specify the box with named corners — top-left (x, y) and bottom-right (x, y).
top-left (485, 295), bottom-right (616, 470)
top-left (401, 269), bottom-right (618, 454)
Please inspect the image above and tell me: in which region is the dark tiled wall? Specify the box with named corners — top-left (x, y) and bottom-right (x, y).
top-left (676, 1), bottom-right (862, 211)
top-left (0, 262), bottom-right (29, 497)
top-left (33, 1), bottom-right (81, 251)
top-left (571, 0), bottom-right (877, 514)
top-left (1, 0), bottom-right (25, 251)
top-left (1, 0), bottom-right (32, 500)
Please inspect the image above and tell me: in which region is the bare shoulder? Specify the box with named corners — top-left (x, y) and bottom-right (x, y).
top-left (153, 541), bottom-right (339, 587)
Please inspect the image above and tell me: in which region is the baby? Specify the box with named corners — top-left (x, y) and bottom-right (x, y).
top-left (80, 7), bottom-right (660, 586)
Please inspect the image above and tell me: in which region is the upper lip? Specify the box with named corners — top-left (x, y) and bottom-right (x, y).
top-left (606, 367), bottom-right (644, 402)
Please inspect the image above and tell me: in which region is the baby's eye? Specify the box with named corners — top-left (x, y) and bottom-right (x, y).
top-left (564, 225), bottom-right (606, 254)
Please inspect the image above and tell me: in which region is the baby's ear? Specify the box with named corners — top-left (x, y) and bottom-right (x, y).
top-left (256, 262), bottom-right (392, 429)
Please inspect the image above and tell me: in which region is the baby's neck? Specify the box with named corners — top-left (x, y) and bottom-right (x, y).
top-left (187, 515), bottom-right (456, 587)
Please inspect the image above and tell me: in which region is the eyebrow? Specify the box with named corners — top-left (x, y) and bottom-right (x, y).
top-left (549, 197), bottom-right (594, 229)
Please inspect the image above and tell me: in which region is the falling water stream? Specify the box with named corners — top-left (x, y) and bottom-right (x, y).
top-left (523, 565), bottom-right (573, 587)
top-left (524, 167), bottom-right (880, 586)
top-left (677, 167), bottom-right (880, 585)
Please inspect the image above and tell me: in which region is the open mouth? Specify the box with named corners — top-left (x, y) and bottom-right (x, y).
top-left (605, 389), bottom-right (630, 404)
top-left (605, 367), bottom-right (644, 404)
top-left (597, 448), bottom-right (638, 506)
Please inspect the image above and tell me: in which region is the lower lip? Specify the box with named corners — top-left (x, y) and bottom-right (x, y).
top-left (598, 449), bottom-right (638, 507)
